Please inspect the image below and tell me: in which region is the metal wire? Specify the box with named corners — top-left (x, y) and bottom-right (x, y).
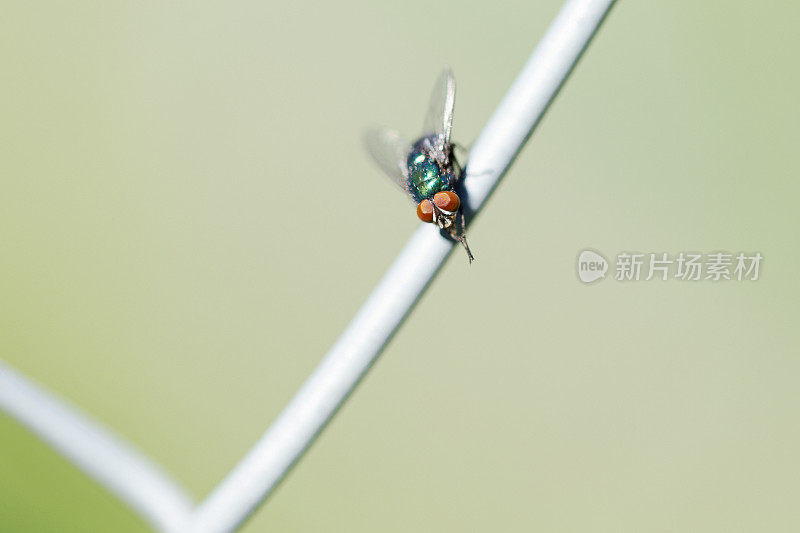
top-left (191, 1), bottom-right (616, 530)
top-left (0, 1), bottom-right (615, 530)
top-left (0, 361), bottom-right (194, 533)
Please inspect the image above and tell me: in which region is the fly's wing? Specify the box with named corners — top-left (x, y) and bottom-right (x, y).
top-left (422, 67), bottom-right (456, 144)
top-left (363, 128), bottom-right (413, 198)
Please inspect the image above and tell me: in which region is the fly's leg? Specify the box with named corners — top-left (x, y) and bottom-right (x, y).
top-left (454, 210), bottom-right (474, 263)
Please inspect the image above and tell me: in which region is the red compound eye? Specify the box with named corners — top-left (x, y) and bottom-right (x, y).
top-left (433, 191), bottom-right (460, 212)
top-left (416, 199), bottom-right (434, 223)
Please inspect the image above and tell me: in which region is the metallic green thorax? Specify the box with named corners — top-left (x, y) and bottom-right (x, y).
top-left (405, 135), bottom-right (456, 203)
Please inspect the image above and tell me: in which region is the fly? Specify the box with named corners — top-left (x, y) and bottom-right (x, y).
top-left (364, 67), bottom-right (474, 262)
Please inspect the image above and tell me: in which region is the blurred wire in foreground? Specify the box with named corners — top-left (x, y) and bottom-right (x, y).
top-left (0, 361), bottom-right (194, 532)
top-left (191, 0), bottom-right (617, 531)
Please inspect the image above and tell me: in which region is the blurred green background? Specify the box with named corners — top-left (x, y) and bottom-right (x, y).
top-left (2, 1), bottom-right (799, 531)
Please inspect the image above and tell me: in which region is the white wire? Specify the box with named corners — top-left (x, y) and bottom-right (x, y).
top-left (0, 361), bottom-right (194, 533)
top-left (190, 0), bottom-right (616, 531)
top-left (0, 0), bottom-right (616, 529)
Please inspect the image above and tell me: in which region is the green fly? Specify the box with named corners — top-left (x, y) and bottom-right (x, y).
top-left (364, 68), bottom-right (473, 262)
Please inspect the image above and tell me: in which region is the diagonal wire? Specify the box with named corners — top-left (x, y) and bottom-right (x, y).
top-left (0, 361), bottom-right (194, 533)
top-left (191, 0), bottom-right (617, 531)
top-left (0, 0), bottom-right (616, 530)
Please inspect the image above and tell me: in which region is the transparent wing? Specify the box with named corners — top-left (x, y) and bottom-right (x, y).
top-left (363, 128), bottom-right (412, 195)
top-left (422, 67), bottom-right (456, 144)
